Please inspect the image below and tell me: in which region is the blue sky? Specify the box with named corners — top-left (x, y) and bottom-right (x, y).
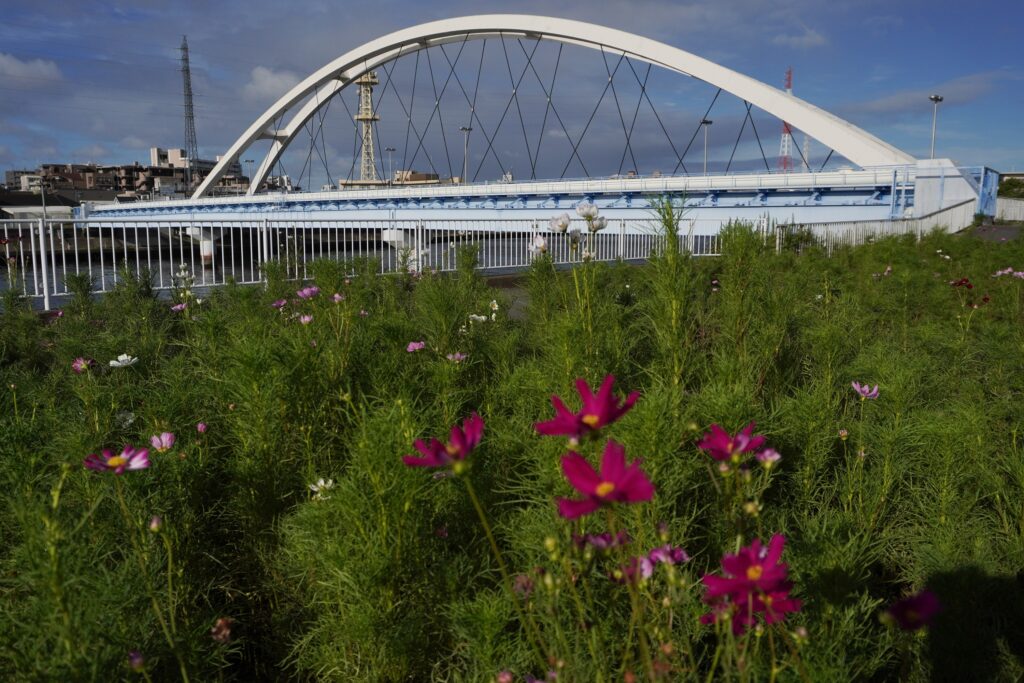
top-left (1, 0), bottom-right (1022, 186)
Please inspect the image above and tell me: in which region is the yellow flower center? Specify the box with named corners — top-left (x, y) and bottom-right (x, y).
top-left (107, 456), bottom-right (128, 468)
top-left (746, 565), bottom-right (763, 581)
top-left (581, 414), bottom-right (600, 428)
top-left (595, 481), bottom-right (615, 497)
top-left (445, 444), bottom-right (460, 456)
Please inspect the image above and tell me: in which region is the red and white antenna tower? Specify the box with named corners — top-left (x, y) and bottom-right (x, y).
top-left (778, 67), bottom-right (793, 172)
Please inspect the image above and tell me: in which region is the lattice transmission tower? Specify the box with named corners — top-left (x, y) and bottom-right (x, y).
top-left (354, 72), bottom-right (380, 182)
top-left (778, 67), bottom-right (794, 172)
top-left (180, 35), bottom-right (200, 191)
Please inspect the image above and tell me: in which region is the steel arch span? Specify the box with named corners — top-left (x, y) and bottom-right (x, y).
top-left (195, 14), bottom-right (916, 199)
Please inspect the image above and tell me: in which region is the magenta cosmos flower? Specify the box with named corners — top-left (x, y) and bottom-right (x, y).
top-left (149, 432), bottom-right (175, 453)
top-left (83, 445), bottom-right (150, 474)
top-left (170, 302), bottom-right (187, 312)
top-left (71, 357), bottom-right (96, 374)
top-left (403, 413), bottom-right (484, 470)
top-left (697, 422), bottom-right (766, 463)
top-left (197, 422), bottom-right (207, 434)
top-left (406, 341), bottom-right (426, 352)
top-left (851, 381), bottom-right (880, 400)
top-left (557, 440), bottom-right (654, 519)
top-left (536, 375), bottom-right (639, 442)
top-left (271, 299), bottom-right (287, 309)
top-left (296, 285), bottom-right (320, 299)
top-left (884, 589), bottom-right (941, 631)
top-left (701, 534), bottom-right (801, 634)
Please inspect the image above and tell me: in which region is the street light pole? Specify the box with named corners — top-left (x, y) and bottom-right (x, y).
top-left (459, 126), bottom-right (472, 183)
top-left (384, 146), bottom-right (396, 185)
top-left (929, 94), bottom-right (943, 159)
top-left (701, 119), bottom-right (713, 176)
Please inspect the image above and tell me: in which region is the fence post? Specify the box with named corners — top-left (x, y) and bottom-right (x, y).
top-left (259, 218), bottom-right (269, 283)
top-left (775, 223), bottom-right (782, 255)
top-left (618, 219), bottom-right (625, 259)
top-left (37, 219), bottom-right (51, 311)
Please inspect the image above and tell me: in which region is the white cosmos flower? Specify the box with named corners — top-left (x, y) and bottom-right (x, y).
top-left (576, 202), bottom-right (599, 220)
top-left (548, 213), bottom-right (571, 233)
top-left (109, 353), bottom-right (138, 368)
top-left (589, 216), bottom-right (608, 233)
top-left (530, 235), bottom-right (548, 254)
top-left (468, 314), bottom-right (488, 323)
top-left (309, 478), bottom-right (335, 501)
top-left (490, 300), bottom-right (499, 312)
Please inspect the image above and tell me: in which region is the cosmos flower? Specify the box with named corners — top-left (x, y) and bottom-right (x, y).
top-left (648, 545), bottom-right (690, 566)
top-left (531, 235), bottom-right (548, 254)
top-left (535, 375), bottom-right (639, 443)
top-left (109, 353), bottom-right (138, 368)
top-left (446, 352), bottom-right (467, 362)
top-left (548, 212), bottom-right (571, 233)
top-left (756, 448), bottom-right (782, 468)
top-left (468, 314), bottom-right (488, 323)
top-left (197, 422), bottom-right (207, 434)
top-left (83, 445), bottom-right (150, 475)
top-left (556, 440), bottom-right (655, 519)
top-left (71, 357), bottom-right (96, 374)
top-left (697, 423), bottom-right (766, 464)
top-left (883, 589), bottom-right (941, 631)
top-left (402, 413), bottom-right (485, 470)
top-left (589, 216), bottom-right (608, 232)
top-left (572, 530), bottom-right (631, 551)
top-left (271, 299), bottom-right (287, 309)
top-left (700, 534), bottom-right (801, 634)
top-left (299, 314), bottom-right (313, 325)
top-left (127, 651), bottom-right (145, 672)
top-left (149, 516), bottom-right (162, 533)
top-left (149, 432), bottom-right (175, 453)
top-left (296, 285), bottom-right (320, 299)
top-left (170, 302), bottom-right (187, 312)
top-left (406, 341), bottom-right (426, 352)
top-left (851, 381), bottom-right (880, 400)
top-left (210, 617), bottom-right (234, 644)
top-left (309, 478), bottom-right (335, 501)
top-left (576, 202), bottom-right (599, 220)
top-left (332, 292), bottom-right (345, 303)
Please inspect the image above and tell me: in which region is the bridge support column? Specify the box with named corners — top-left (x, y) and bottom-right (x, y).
top-left (184, 226), bottom-right (215, 267)
top-left (382, 227), bottom-right (428, 271)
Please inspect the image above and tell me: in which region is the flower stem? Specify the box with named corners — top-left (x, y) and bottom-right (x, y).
top-left (462, 477), bottom-right (548, 670)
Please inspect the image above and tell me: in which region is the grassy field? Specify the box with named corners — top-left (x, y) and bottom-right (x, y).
top-left (1, 222), bottom-right (1023, 681)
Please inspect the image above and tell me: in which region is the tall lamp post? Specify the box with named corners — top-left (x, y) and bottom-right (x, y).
top-left (459, 126), bottom-right (472, 183)
top-left (384, 146), bottom-right (396, 185)
top-left (244, 159), bottom-right (254, 190)
top-left (701, 118), bottom-right (713, 176)
top-left (929, 94), bottom-right (943, 159)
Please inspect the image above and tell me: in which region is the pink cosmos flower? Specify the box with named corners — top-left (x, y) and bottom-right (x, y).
top-left (149, 432), bottom-right (175, 453)
top-left (648, 545), bottom-right (690, 566)
top-left (296, 285), bottom-right (320, 299)
top-left (851, 381), bottom-right (879, 400)
top-left (83, 445), bottom-right (150, 475)
top-left (572, 530), bottom-right (631, 550)
top-left (615, 555), bottom-right (654, 583)
top-left (884, 589), bottom-right (941, 631)
top-left (170, 302), bottom-right (187, 312)
top-left (332, 292), bottom-right (345, 303)
top-left (197, 422), bottom-right (207, 434)
top-left (446, 352), bottom-right (467, 362)
top-left (697, 423), bottom-right (766, 463)
top-left (756, 448), bottom-right (782, 468)
top-left (406, 341), bottom-right (426, 352)
top-left (535, 375), bottom-right (640, 442)
top-left (71, 357), bottom-right (96, 374)
top-left (271, 299), bottom-right (287, 309)
top-left (402, 413), bottom-right (485, 470)
top-left (700, 534), bottom-right (801, 635)
top-left (299, 314), bottom-right (313, 325)
top-left (556, 440), bottom-right (655, 519)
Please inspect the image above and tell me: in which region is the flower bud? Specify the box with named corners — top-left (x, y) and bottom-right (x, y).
top-left (148, 516), bottom-right (162, 533)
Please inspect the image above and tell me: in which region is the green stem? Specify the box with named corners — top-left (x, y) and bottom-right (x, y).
top-left (462, 477), bottom-right (548, 671)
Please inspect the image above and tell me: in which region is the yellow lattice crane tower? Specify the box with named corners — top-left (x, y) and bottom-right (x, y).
top-left (354, 72), bottom-right (380, 182)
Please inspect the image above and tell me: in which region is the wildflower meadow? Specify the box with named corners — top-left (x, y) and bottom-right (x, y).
top-left (1, 219), bottom-right (1023, 681)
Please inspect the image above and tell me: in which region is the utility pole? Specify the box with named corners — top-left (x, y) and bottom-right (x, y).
top-left (929, 94), bottom-right (943, 159)
top-left (460, 126), bottom-right (472, 183)
top-left (180, 36), bottom-right (200, 192)
top-left (701, 119), bottom-right (713, 176)
top-left (384, 146), bottom-right (396, 184)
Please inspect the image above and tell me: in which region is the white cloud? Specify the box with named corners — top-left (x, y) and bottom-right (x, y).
top-left (120, 136), bottom-right (149, 149)
top-left (72, 144), bottom-right (109, 161)
top-left (242, 66), bottom-right (301, 102)
top-left (0, 52), bottom-right (62, 85)
top-left (771, 27), bottom-right (826, 49)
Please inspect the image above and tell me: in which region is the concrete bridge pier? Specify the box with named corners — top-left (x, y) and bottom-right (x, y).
top-left (381, 227), bottom-right (429, 271)
top-left (184, 226), bottom-right (216, 266)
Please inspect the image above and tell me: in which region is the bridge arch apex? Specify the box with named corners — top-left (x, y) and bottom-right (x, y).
top-left (194, 14), bottom-right (916, 199)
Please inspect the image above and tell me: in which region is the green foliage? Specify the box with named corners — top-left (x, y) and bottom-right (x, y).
top-left (998, 176), bottom-right (1024, 198)
top-left (1, 228), bottom-right (1023, 680)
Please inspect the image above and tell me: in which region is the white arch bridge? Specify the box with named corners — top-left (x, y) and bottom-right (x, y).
top-left (5, 16), bottom-right (1000, 306)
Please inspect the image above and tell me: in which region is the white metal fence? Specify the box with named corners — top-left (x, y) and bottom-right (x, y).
top-left (1, 218), bottom-right (724, 309)
top-left (996, 197), bottom-right (1024, 222)
top-left (0, 203), bottom-right (977, 310)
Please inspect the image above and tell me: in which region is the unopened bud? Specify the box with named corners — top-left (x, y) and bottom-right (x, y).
top-left (148, 516), bottom-right (162, 533)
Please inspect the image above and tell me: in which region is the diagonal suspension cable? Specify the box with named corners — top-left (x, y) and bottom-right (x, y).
top-left (602, 50), bottom-right (639, 175)
top-left (516, 39), bottom-right (588, 178)
top-left (378, 58), bottom-right (442, 178)
top-left (746, 106), bottom-right (772, 172)
top-left (618, 59), bottom-right (651, 176)
top-left (404, 37), bottom-right (470, 177)
top-left (526, 39), bottom-right (561, 179)
top-left (559, 48), bottom-right (626, 179)
top-left (818, 149), bottom-right (834, 172)
top-left (500, 36), bottom-right (534, 177)
top-left (424, 46), bottom-right (456, 182)
top-left (437, 41), bottom-right (511, 180)
top-left (672, 87), bottom-right (721, 175)
top-left (401, 50), bottom-right (421, 177)
top-left (623, 57), bottom-right (688, 175)
top-left (470, 35), bottom-right (541, 182)
top-left (725, 101), bottom-right (753, 173)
